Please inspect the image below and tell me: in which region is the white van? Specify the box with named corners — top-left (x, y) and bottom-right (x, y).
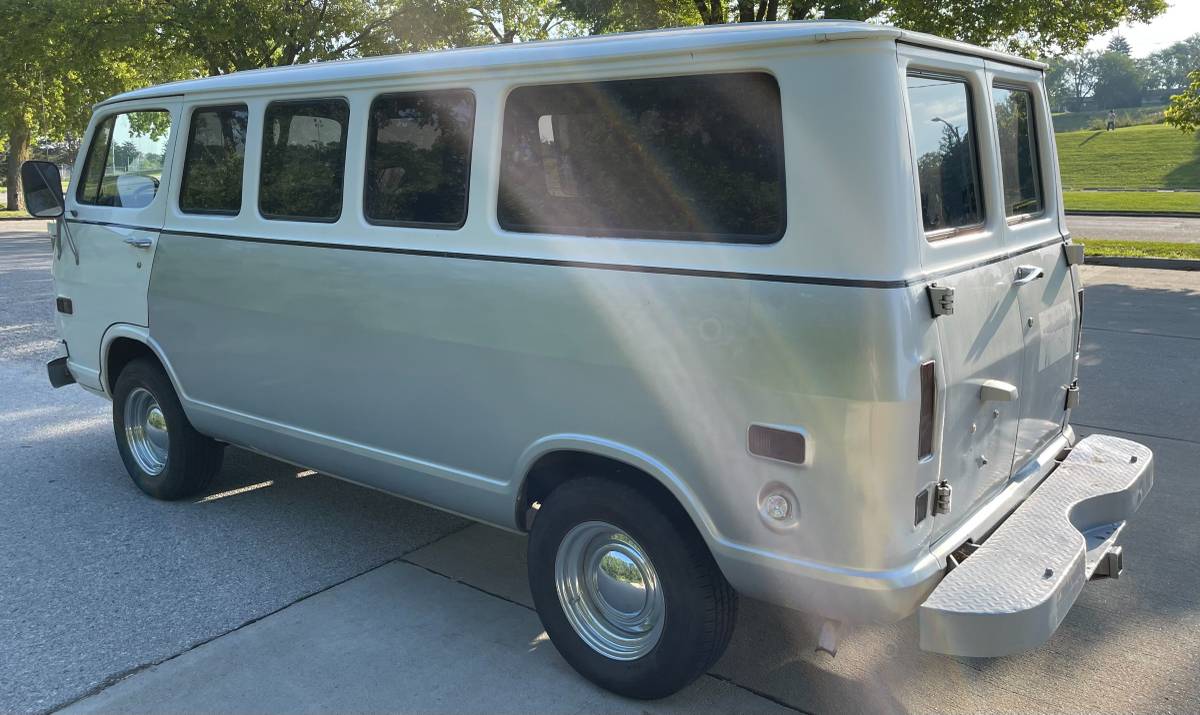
top-left (24, 20), bottom-right (1153, 699)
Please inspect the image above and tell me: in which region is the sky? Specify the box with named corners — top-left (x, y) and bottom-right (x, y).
top-left (1085, 0), bottom-right (1200, 56)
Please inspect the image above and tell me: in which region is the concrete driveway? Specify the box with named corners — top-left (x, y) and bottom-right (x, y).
top-left (2, 223), bottom-right (1197, 714)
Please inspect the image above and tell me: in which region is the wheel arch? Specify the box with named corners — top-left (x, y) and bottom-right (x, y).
top-left (513, 436), bottom-right (720, 546)
top-left (100, 325), bottom-right (185, 400)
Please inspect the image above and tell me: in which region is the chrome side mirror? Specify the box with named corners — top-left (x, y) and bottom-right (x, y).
top-left (20, 161), bottom-right (65, 218)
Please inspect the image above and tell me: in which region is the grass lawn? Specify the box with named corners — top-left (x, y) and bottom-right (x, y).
top-left (1, 185), bottom-right (31, 218)
top-left (1057, 123), bottom-right (1200, 191)
top-left (1079, 239), bottom-right (1200, 260)
top-left (1063, 190), bottom-right (1200, 214)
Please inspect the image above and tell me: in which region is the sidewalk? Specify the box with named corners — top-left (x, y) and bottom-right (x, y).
top-left (60, 559), bottom-right (790, 715)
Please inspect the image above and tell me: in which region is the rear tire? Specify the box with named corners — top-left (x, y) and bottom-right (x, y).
top-left (112, 358), bottom-right (223, 500)
top-left (527, 477), bottom-right (737, 699)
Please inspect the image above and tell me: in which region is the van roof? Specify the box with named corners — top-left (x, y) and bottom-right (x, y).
top-left (98, 20), bottom-right (1044, 108)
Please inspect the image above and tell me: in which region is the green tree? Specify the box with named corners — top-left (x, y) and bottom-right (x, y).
top-left (1, 0), bottom-right (490, 209)
top-left (1165, 70), bottom-right (1200, 133)
top-left (464, 0), bottom-right (574, 43)
top-left (153, 0), bottom-right (477, 75)
top-left (1141, 34), bottom-right (1200, 93)
top-left (0, 0), bottom-right (195, 211)
top-left (559, 0), bottom-right (698, 33)
top-left (1046, 52), bottom-right (1101, 111)
top-left (564, 0), bottom-right (1167, 56)
top-left (1106, 35), bottom-right (1132, 56)
top-left (1094, 51), bottom-right (1145, 109)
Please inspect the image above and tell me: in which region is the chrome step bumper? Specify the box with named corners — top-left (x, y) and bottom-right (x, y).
top-left (919, 434), bottom-right (1153, 657)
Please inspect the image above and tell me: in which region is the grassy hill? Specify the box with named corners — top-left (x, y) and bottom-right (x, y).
top-left (1057, 124), bottom-right (1199, 190)
top-left (1051, 106), bottom-right (1166, 133)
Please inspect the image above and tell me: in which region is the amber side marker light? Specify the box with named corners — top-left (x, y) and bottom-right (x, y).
top-left (748, 424), bottom-right (806, 465)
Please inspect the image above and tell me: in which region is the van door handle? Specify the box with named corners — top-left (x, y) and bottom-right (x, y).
top-left (124, 237), bottom-right (153, 249)
top-left (979, 380), bottom-right (1019, 402)
top-left (1013, 265), bottom-right (1044, 285)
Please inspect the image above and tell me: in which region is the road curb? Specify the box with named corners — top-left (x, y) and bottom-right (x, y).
top-left (1084, 255), bottom-right (1200, 271)
top-left (1067, 210), bottom-right (1200, 219)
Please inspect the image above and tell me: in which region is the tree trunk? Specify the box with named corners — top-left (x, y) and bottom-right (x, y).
top-left (754, 0), bottom-right (779, 21)
top-left (788, 0), bottom-right (818, 20)
top-left (5, 119), bottom-right (31, 212)
top-left (737, 0), bottom-right (755, 22)
top-left (694, 0), bottom-right (725, 24)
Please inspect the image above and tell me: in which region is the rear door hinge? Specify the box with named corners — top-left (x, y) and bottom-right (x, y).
top-left (1065, 381), bottom-right (1080, 409)
top-left (933, 480), bottom-right (952, 515)
top-left (927, 283), bottom-right (955, 317)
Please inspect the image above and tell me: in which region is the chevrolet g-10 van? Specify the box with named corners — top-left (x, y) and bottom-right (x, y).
top-left (23, 20), bottom-right (1153, 699)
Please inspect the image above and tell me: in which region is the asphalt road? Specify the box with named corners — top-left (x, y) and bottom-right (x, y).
top-left (1066, 213), bottom-right (1200, 243)
top-left (2, 222), bottom-right (1198, 714)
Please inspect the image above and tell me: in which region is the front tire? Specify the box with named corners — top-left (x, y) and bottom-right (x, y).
top-left (112, 358), bottom-right (223, 500)
top-left (528, 477), bottom-right (737, 699)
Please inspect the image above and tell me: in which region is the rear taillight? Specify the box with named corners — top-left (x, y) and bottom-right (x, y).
top-left (918, 361), bottom-right (936, 460)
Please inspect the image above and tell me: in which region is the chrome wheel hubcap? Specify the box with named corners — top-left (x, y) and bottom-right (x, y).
top-left (124, 387), bottom-right (169, 475)
top-left (554, 521), bottom-right (664, 660)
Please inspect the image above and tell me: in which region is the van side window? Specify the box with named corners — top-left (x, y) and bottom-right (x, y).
top-left (179, 105), bottom-right (249, 215)
top-left (76, 111), bottom-right (172, 209)
top-left (498, 73), bottom-right (785, 243)
top-left (365, 90), bottom-right (475, 228)
top-left (260, 98), bottom-right (349, 222)
top-left (992, 86), bottom-right (1043, 217)
top-left (906, 74), bottom-right (984, 235)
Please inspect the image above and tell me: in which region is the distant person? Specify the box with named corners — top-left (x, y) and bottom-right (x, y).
top-left (1107, 110), bottom-right (1117, 131)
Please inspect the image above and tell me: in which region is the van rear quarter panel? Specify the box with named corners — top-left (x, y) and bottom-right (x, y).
top-left (147, 41), bottom-right (941, 620)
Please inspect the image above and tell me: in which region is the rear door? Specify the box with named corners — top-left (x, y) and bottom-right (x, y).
top-left (57, 100), bottom-right (181, 389)
top-left (901, 46), bottom-right (1025, 538)
top-left (986, 62), bottom-right (1078, 471)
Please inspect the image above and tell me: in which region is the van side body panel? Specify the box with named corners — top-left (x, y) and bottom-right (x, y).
top-left (148, 232), bottom-right (939, 622)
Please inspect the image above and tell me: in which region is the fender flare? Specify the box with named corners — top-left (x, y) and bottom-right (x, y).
top-left (99, 324), bottom-right (189, 402)
top-left (511, 433), bottom-right (722, 544)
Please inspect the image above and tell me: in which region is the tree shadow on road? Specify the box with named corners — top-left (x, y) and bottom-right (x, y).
top-left (1164, 133), bottom-right (1200, 189)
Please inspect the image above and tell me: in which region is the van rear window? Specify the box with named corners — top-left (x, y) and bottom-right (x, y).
top-left (179, 105), bottom-right (248, 215)
top-left (992, 86), bottom-right (1044, 217)
top-left (365, 90), bottom-right (475, 228)
top-left (260, 98), bottom-right (349, 222)
top-left (906, 74), bottom-right (985, 235)
top-left (497, 73), bottom-right (786, 243)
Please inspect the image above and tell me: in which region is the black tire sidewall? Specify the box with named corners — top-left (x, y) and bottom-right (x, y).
top-left (528, 478), bottom-right (727, 699)
top-left (112, 359), bottom-right (209, 500)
